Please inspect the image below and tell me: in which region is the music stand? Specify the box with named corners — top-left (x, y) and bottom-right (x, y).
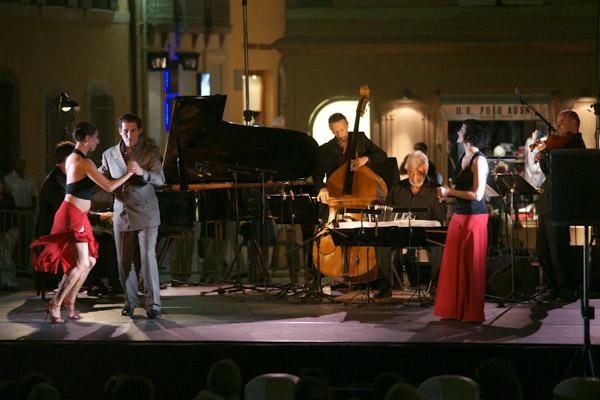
top-left (330, 216), bottom-right (447, 305)
top-left (552, 149), bottom-right (600, 378)
top-left (265, 193), bottom-right (321, 298)
top-left (200, 163), bottom-right (271, 295)
top-left (490, 173), bottom-right (539, 306)
top-left (391, 208), bottom-right (436, 305)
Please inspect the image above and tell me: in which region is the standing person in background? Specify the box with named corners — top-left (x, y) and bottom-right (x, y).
top-left (523, 129), bottom-right (546, 189)
top-left (534, 110), bottom-right (586, 303)
top-left (31, 122), bottom-right (134, 323)
top-left (100, 113), bottom-right (165, 319)
top-left (434, 119), bottom-right (490, 323)
top-left (3, 156), bottom-right (37, 211)
top-left (4, 156), bottom-right (38, 272)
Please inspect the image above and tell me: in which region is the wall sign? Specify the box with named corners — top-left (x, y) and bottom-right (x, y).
top-left (440, 103), bottom-right (550, 121)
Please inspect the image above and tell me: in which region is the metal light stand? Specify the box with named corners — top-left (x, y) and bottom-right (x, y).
top-left (564, 226), bottom-right (596, 378)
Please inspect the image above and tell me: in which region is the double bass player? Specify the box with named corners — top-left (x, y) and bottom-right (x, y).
top-left (312, 112), bottom-right (390, 295)
top-left (313, 113), bottom-right (387, 203)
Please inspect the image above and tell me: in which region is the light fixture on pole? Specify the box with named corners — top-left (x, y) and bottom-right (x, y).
top-left (57, 92), bottom-right (79, 113)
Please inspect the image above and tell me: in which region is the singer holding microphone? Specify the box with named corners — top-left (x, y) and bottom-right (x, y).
top-left (433, 119), bottom-right (490, 323)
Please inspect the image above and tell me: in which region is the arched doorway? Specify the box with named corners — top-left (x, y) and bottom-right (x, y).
top-left (309, 98), bottom-right (371, 146)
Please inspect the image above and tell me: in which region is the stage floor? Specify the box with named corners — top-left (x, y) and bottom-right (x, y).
top-left (0, 284), bottom-right (598, 345)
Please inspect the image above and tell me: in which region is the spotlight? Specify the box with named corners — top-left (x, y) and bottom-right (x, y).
top-left (148, 52), bottom-right (169, 70)
top-left (179, 52), bottom-right (199, 71)
top-left (57, 92), bottom-right (79, 113)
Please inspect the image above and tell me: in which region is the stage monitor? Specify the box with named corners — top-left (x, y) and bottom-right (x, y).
top-left (551, 149), bottom-right (600, 226)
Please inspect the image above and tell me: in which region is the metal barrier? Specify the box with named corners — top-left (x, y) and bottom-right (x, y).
top-left (0, 209), bottom-right (37, 288)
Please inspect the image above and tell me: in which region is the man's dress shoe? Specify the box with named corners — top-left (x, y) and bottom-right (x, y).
top-left (121, 306), bottom-right (134, 317)
top-left (147, 309), bottom-right (161, 319)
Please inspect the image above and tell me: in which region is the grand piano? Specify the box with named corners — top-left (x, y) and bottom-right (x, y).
top-left (157, 95), bottom-right (319, 255)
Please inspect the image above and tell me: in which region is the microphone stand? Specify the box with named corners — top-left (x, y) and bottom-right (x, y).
top-left (514, 87), bottom-right (556, 135)
top-left (242, 0), bottom-right (253, 125)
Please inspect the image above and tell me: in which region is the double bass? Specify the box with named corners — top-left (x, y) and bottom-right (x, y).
top-left (315, 85), bottom-right (388, 284)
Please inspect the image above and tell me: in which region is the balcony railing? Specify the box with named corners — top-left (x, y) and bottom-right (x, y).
top-left (146, 0), bottom-right (230, 32)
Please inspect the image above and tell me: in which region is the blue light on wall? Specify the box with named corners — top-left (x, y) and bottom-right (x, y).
top-left (164, 69), bottom-right (179, 134)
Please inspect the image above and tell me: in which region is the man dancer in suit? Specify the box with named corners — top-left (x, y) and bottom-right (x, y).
top-left (100, 113), bottom-right (165, 319)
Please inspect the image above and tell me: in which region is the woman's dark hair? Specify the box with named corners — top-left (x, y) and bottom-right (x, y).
top-left (462, 119), bottom-right (491, 149)
top-left (72, 122), bottom-right (97, 143)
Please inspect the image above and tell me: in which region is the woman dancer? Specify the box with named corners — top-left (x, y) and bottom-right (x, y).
top-left (31, 122), bottom-right (135, 322)
top-left (434, 119), bottom-right (490, 322)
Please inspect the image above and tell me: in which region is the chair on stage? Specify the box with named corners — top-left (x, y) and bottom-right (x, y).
top-left (553, 377), bottom-right (600, 400)
top-left (417, 375), bottom-right (479, 400)
top-left (244, 373), bottom-right (299, 400)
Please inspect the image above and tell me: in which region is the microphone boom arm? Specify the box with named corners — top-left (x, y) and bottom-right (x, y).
top-left (514, 87), bottom-right (556, 133)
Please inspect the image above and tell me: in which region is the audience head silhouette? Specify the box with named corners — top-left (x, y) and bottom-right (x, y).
top-left (207, 359), bottom-right (241, 400)
top-left (385, 382), bottom-right (422, 400)
top-left (373, 372), bottom-right (406, 400)
top-left (295, 376), bottom-right (333, 400)
top-left (107, 375), bottom-right (155, 400)
top-left (475, 358), bottom-right (523, 400)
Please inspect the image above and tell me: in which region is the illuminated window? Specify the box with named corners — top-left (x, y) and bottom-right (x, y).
top-left (242, 73), bottom-right (264, 123)
top-left (310, 99), bottom-right (371, 146)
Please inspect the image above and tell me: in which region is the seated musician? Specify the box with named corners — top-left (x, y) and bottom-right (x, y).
top-left (376, 150), bottom-right (446, 298)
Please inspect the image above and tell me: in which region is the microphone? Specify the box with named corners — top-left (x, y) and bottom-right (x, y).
top-left (514, 87), bottom-right (525, 105)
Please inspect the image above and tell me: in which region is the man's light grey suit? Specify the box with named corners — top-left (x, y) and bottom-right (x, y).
top-left (100, 139), bottom-right (165, 312)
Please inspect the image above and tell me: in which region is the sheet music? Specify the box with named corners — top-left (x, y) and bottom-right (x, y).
top-left (337, 220), bottom-right (441, 229)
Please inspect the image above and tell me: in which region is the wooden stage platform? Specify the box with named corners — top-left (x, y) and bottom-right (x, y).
top-left (0, 284), bottom-right (598, 399)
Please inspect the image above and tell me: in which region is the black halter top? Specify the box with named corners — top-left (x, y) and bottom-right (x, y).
top-left (65, 149), bottom-right (95, 200)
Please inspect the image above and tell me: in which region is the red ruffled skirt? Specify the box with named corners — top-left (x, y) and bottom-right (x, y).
top-left (433, 213), bottom-right (488, 322)
top-left (30, 201), bottom-right (98, 274)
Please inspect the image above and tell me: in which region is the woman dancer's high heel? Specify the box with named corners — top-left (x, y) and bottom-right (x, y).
top-left (62, 303), bottom-right (81, 320)
top-left (44, 302), bottom-right (64, 323)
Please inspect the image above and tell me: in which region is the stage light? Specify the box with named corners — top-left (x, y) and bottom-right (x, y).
top-left (179, 52), bottom-right (199, 71)
top-left (148, 52), bottom-right (169, 70)
top-left (57, 92), bottom-right (79, 113)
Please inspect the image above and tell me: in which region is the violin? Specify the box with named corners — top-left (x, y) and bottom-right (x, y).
top-left (529, 131), bottom-right (577, 152)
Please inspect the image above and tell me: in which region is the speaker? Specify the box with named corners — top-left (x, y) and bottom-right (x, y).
top-left (486, 254), bottom-right (538, 298)
top-left (551, 150), bottom-right (600, 226)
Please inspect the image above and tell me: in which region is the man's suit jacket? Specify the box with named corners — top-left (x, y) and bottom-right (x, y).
top-left (312, 131), bottom-right (387, 192)
top-left (99, 139), bottom-right (165, 232)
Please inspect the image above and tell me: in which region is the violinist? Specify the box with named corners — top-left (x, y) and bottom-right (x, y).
top-left (534, 110), bottom-right (586, 303)
top-left (313, 113), bottom-right (387, 203)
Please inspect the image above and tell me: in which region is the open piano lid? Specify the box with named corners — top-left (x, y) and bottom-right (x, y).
top-left (162, 95), bottom-right (319, 184)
